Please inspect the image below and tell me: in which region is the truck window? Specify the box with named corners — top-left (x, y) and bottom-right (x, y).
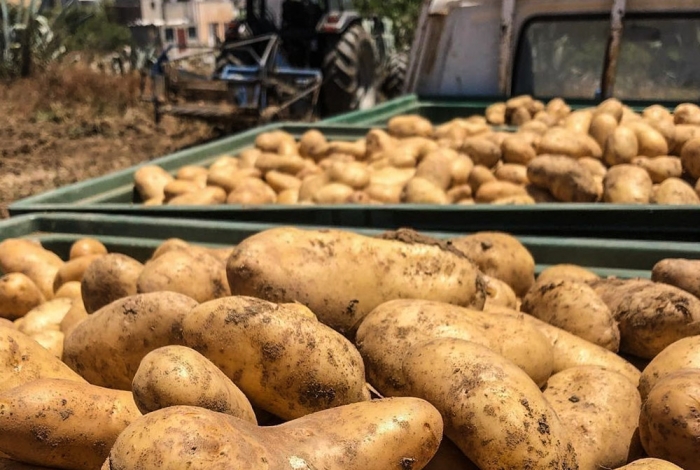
top-left (512, 17), bottom-right (609, 99)
top-left (616, 17), bottom-right (700, 101)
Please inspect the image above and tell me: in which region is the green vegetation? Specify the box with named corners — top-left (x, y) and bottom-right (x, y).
top-left (356, 0), bottom-right (422, 50)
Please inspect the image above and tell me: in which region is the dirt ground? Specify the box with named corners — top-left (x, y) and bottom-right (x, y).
top-left (0, 64), bottom-right (216, 218)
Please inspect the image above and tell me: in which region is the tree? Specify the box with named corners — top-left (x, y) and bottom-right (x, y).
top-left (355, 0), bottom-right (422, 50)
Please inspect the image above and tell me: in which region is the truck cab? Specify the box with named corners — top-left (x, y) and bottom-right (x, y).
top-left (405, 0), bottom-right (700, 105)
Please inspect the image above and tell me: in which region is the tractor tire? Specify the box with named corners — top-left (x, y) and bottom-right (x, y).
top-left (321, 24), bottom-right (379, 116)
top-left (381, 52), bottom-right (408, 99)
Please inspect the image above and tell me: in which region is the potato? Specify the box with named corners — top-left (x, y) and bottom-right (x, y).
top-left (415, 152), bottom-right (452, 190)
top-left (527, 155), bottom-right (599, 202)
top-left (136, 249), bottom-right (230, 303)
top-left (363, 128), bottom-right (394, 157)
top-left (643, 105), bottom-right (673, 122)
top-left (356, 299), bottom-right (553, 395)
top-left (0, 324), bottom-right (86, 393)
top-left (68, 238), bottom-right (107, 260)
top-left (638, 336), bottom-right (700, 400)
top-left (80, 253), bottom-right (143, 314)
top-left (403, 338), bottom-right (577, 470)
top-left (491, 194), bottom-right (536, 205)
top-left (328, 161), bottom-right (370, 189)
top-left (522, 280), bottom-right (619, 351)
top-left (54, 281), bottom-right (81, 300)
top-left (646, 118), bottom-right (677, 150)
top-left (149, 238), bottom-right (195, 260)
top-left (652, 258), bottom-right (700, 298)
top-left (168, 186), bottom-right (227, 205)
top-left (131, 345), bottom-right (256, 423)
top-left (633, 156), bottom-right (682, 183)
top-left (133, 165), bottom-right (172, 200)
top-left (14, 297), bottom-right (72, 336)
top-left (639, 369), bottom-right (700, 470)
top-left (543, 366), bottom-right (642, 470)
top-left (461, 136), bottom-right (501, 168)
top-left (182, 297), bottom-right (368, 419)
top-left (254, 130), bottom-right (295, 152)
top-left (488, 307), bottom-right (642, 385)
top-left (312, 182), bottom-right (354, 204)
top-left (298, 173), bottom-right (329, 201)
top-left (162, 179), bottom-right (202, 200)
top-left (63, 292), bottom-right (198, 389)
top-left (485, 102), bottom-right (506, 125)
top-left (105, 398), bottom-right (442, 470)
top-left (175, 164), bottom-right (208, 182)
top-left (520, 119), bottom-right (549, 135)
top-left (590, 112), bottom-right (619, 147)
top-left (446, 184), bottom-right (472, 203)
top-left (209, 155), bottom-right (239, 171)
top-left (604, 126), bottom-right (639, 166)
top-left (227, 227), bottom-right (486, 335)
top-left (299, 129), bottom-right (328, 160)
top-left (226, 179), bottom-right (276, 205)
top-left (631, 122), bottom-right (669, 157)
top-left (467, 164), bottom-right (496, 193)
top-left (0, 378), bottom-right (141, 470)
top-left (603, 164), bottom-right (653, 203)
top-left (680, 136), bottom-right (700, 179)
top-left (29, 330), bottom-right (64, 358)
top-left (326, 139), bottom-right (367, 160)
top-left (651, 177), bottom-right (700, 204)
top-left (578, 156), bottom-right (607, 180)
top-left (276, 188), bottom-right (299, 204)
top-left (547, 97), bottom-right (571, 117)
top-left (0, 319), bottom-right (13, 329)
top-left (0, 273), bottom-right (45, 321)
top-left (590, 278), bottom-right (700, 359)
top-left (52, 254), bottom-right (102, 294)
top-left (615, 458), bottom-right (684, 470)
top-left (0, 239), bottom-right (63, 301)
top-left (563, 109), bottom-right (593, 134)
top-left (369, 166), bottom-right (415, 187)
top-left (0, 456), bottom-right (56, 469)
top-left (472, 180), bottom-right (525, 203)
top-left (673, 102), bottom-right (700, 125)
top-left (59, 298), bottom-right (88, 337)
top-left (450, 231), bottom-right (535, 297)
top-left (402, 177), bottom-right (449, 204)
top-left (387, 114), bottom-right (433, 138)
top-left (538, 127), bottom-right (592, 158)
top-left (494, 163), bottom-right (528, 185)
top-left (525, 184), bottom-right (556, 202)
top-left (537, 264), bottom-right (600, 284)
top-left (206, 166), bottom-right (260, 192)
top-left (365, 183), bottom-right (402, 203)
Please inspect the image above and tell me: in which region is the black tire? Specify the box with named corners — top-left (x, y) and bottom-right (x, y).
top-left (381, 52), bottom-right (408, 99)
top-left (321, 24), bottom-right (379, 116)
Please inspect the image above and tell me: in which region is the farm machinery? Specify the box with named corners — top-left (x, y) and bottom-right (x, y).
top-left (149, 0), bottom-right (407, 131)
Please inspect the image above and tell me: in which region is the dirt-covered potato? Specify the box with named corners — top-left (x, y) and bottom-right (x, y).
top-left (52, 254), bottom-right (102, 293)
top-left (54, 281), bottom-right (81, 300)
top-left (0, 273), bottom-right (45, 321)
top-left (651, 177), bottom-right (700, 204)
top-left (387, 114), bottom-right (433, 138)
top-left (543, 366), bottom-right (642, 470)
top-left (461, 136), bottom-right (501, 168)
top-left (474, 180), bottom-right (528, 203)
top-left (311, 182), bottom-right (354, 204)
top-left (131, 345), bottom-right (256, 423)
top-left (638, 336), bottom-right (700, 400)
top-left (522, 280), bottom-right (620, 351)
top-left (68, 238), bottom-right (107, 260)
top-left (227, 227), bottom-right (486, 335)
top-left (590, 278), bottom-right (700, 359)
top-left (615, 459), bottom-right (684, 470)
top-left (175, 164), bottom-right (209, 182)
top-left (633, 156), bottom-right (682, 183)
top-left (181, 296), bottom-right (368, 420)
top-left (674, 103), bottom-right (700, 125)
top-left (0, 378), bottom-right (141, 470)
top-left (629, 122), bottom-right (669, 157)
top-left (134, 165), bottom-right (173, 201)
top-left (163, 179), bottom-right (203, 200)
top-left (652, 258), bottom-right (700, 298)
top-left (488, 307), bottom-right (641, 385)
top-left (0, 239), bottom-right (64, 301)
top-left (603, 164), bottom-right (653, 203)
top-left (254, 130), bottom-right (296, 152)
top-left (603, 126), bottom-right (639, 166)
top-left (400, 177), bottom-right (448, 204)
top-left (494, 163), bottom-right (528, 185)
top-left (355, 299), bottom-right (553, 394)
top-left (14, 297), bottom-right (72, 337)
top-left (59, 298), bottom-right (88, 337)
top-left (449, 231), bottom-right (535, 297)
top-left (62, 292), bottom-right (199, 390)
top-left (501, 134), bottom-right (537, 164)
top-left (639, 368), bottom-right (700, 470)
top-left (482, 274), bottom-right (518, 310)
top-left (527, 155), bottom-right (600, 202)
top-left (467, 164), bottom-right (497, 193)
top-left (680, 136), bottom-right (700, 179)
top-left (299, 129), bottom-right (329, 159)
top-left (485, 102), bottom-right (506, 125)
top-left (80, 253), bottom-right (144, 314)
top-left (536, 264), bottom-right (600, 284)
top-left (590, 112), bottom-right (618, 148)
top-left (105, 398), bottom-right (442, 470)
top-left (538, 126), bottom-right (600, 158)
top-left (136, 249), bottom-right (230, 303)
top-left (226, 179), bottom-right (276, 205)
top-left (403, 337), bottom-right (577, 470)
top-left (0, 324), bottom-right (86, 393)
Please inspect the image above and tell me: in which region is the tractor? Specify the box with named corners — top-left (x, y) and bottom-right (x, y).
top-left (149, 0), bottom-right (407, 131)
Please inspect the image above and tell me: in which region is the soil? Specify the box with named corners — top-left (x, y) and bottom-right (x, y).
top-left (0, 64), bottom-right (217, 218)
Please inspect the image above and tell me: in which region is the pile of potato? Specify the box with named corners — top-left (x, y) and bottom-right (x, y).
top-left (1, 228), bottom-right (700, 470)
top-left (133, 96), bottom-right (700, 206)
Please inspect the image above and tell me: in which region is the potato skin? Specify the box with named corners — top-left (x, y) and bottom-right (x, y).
top-left (62, 292), bottom-right (199, 390)
top-left (543, 366), bottom-right (641, 470)
top-left (482, 274), bottom-right (518, 310)
top-left (80, 253), bottom-right (144, 314)
top-left (0, 325), bottom-right (86, 393)
top-left (527, 155), bottom-right (599, 202)
top-left (227, 227), bottom-right (486, 334)
top-left (0, 378), bottom-right (141, 470)
top-left (449, 231), bottom-right (535, 297)
top-left (69, 238), bottom-right (107, 260)
top-left (403, 338), bottom-right (577, 470)
top-left (522, 280), bottom-right (620, 351)
top-left (638, 336), bottom-right (700, 400)
top-left (0, 273), bottom-right (46, 321)
top-left (680, 136), bottom-right (700, 179)
top-left (52, 254), bottom-right (102, 293)
top-left (603, 164), bottom-right (653, 203)
top-left (134, 165), bottom-right (173, 200)
top-left (131, 345), bottom-right (256, 423)
top-left (15, 297), bottom-right (73, 337)
top-left (181, 296), bottom-right (369, 420)
top-left (0, 239), bottom-right (63, 301)
top-left (106, 398), bottom-right (442, 470)
top-left (614, 458), bottom-right (684, 470)
top-left (652, 177), bottom-right (700, 204)
top-left (639, 369), bottom-right (700, 470)
top-left (652, 258), bottom-right (700, 299)
top-left (537, 264), bottom-right (600, 284)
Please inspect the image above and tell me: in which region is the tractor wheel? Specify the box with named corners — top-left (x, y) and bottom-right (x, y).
top-left (321, 24), bottom-right (379, 116)
top-left (381, 52), bottom-right (408, 99)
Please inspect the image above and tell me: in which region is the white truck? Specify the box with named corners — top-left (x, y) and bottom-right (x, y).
top-left (404, 0), bottom-right (700, 103)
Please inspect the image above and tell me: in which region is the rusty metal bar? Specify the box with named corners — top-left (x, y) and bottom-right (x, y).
top-left (601, 0), bottom-right (626, 99)
top-left (498, 0), bottom-right (516, 96)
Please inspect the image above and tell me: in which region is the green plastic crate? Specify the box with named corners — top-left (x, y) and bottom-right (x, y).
top-left (2, 213), bottom-right (700, 280)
